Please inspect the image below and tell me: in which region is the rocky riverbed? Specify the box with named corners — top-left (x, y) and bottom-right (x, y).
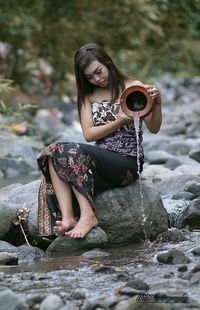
top-left (1, 232), bottom-right (200, 310)
top-left (0, 75), bottom-right (200, 309)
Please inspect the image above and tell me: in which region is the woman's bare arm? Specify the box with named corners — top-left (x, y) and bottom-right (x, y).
top-left (80, 98), bottom-right (132, 142)
top-left (142, 85), bottom-right (162, 134)
top-left (142, 101), bottom-right (162, 133)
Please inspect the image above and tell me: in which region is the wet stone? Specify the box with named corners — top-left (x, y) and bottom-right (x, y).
top-left (160, 228), bottom-right (188, 243)
top-left (163, 272), bottom-right (174, 278)
top-left (184, 180), bottom-right (200, 197)
top-left (70, 290), bottom-right (86, 300)
top-left (60, 300), bottom-right (82, 310)
top-left (157, 248), bottom-right (190, 264)
top-left (191, 263), bottom-right (200, 273)
top-left (0, 289), bottom-right (29, 310)
top-left (145, 150), bottom-right (173, 164)
top-left (118, 287), bottom-right (146, 296)
top-left (179, 273), bottom-right (192, 281)
top-left (176, 197), bottom-right (200, 229)
top-left (81, 249), bottom-right (109, 258)
top-left (189, 272), bottom-right (200, 285)
top-left (39, 294), bottom-right (64, 310)
top-left (17, 244), bottom-right (47, 264)
top-left (0, 252), bottom-right (18, 265)
top-left (21, 273), bottom-right (34, 281)
top-left (84, 301), bottom-right (107, 310)
top-left (115, 272), bottom-right (131, 281)
top-left (85, 296), bottom-right (119, 309)
top-left (92, 265), bottom-right (116, 274)
top-left (46, 227), bottom-right (108, 255)
top-left (125, 279), bottom-right (149, 291)
top-left (189, 144), bottom-right (200, 163)
top-left (0, 240), bottom-right (17, 253)
top-left (26, 294), bottom-right (46, 306)
top-left (31, 274), bottom-right (52, 281)
top-left (171, 191), bottom-right (195, 200)
top-left (191, 245), bottom-right (200, 256)
top-left (178, 265), bottom-right (188, 272)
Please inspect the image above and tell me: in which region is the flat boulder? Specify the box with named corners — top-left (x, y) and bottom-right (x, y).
top-left (94, 180), bottom-right (168, 244)
top-left (0, 179), bottom-right (168, 252)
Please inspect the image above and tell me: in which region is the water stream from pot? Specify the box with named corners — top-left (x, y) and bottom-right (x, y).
top-left (134, 116), bottom-right (148, 242)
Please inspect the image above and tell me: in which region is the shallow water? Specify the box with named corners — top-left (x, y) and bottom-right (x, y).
top-left (0, 242), bottom-right (152, 274)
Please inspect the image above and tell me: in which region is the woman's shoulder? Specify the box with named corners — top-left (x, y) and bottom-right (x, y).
top-left (87, 87), bottom-right (112, 104)
top-left (124, 78), bottom-right (144, 89)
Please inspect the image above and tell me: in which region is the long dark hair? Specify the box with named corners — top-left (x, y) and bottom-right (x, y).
top-left (74, 43), bottom-right (129, 117)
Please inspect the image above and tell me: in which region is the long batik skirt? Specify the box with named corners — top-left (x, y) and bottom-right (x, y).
top-left (37, 141), bottom-right (143, 236)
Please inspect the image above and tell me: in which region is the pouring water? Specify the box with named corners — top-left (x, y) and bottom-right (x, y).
top-left (134, 116), bottom-right (149, 242)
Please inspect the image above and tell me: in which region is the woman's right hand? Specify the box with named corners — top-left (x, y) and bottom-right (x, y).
top-left (118, 107), bottom-right (133, 125)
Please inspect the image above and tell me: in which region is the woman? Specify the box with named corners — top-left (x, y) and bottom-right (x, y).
top-left (37, 43), bottom-right (162, 239)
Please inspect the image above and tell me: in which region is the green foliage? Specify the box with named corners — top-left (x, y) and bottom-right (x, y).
top-left (0, 79), bottom-right (37, 129)
top-left (1, 0), bottom-right (200, 91)
top-left (0, 79), bottom-right (14, 95)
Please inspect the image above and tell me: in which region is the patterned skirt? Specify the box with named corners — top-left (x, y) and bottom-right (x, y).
top-left (37, 141), bottom-right (143, 236)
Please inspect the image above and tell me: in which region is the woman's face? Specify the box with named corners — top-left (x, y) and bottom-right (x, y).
top-left (84, 60), bottom-right (109, 87)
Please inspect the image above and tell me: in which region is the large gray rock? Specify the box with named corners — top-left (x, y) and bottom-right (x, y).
top-left (160, 124), bottom-right (186, 136)
top-left (0, 241), bottom-right (46, 265)
top-left (189, 142), bottom-right (200, 162)
top-left (157, 248), bottom-right (190, 265)
top-left (0, 289), bottom-right (29, 310)
top-left (173, 164), bottom-right (200, 176)
top-left (165, 155), bottom-right (199, 170)
top-left (176, 198), bottom-right (200, 229)
top-left (184, 180), bottom-right (200, 197)
top-left (46, 226), bottom-right (108, 255)
top-left (0, 132), bottom-right (40, 178)
top-left (17, 244), bottom-right (47, 264)
top-left (0, 179), bottom-right (168, 250)
top-left (141, 165), bottom-right (174, 184)
top-left (39, 294), bottom-right (64, 310)
top-left (0, 181), bottom-right (40, 239)
top-left (45, 129), bottom-right (85, 146)
top-left (143, 135), bottom-right (170, 153)
top-left (0, 252), bottom-right (18, 265)
top-left (164, 141), bottom-right (191, 155)
top-left (155, 175), bottom-right (200, 196)
top-left (34, 113), bottom-right (67, 140)
top-left (94, 181), bottom-right (168, 244)
top-left (145, 150), bottom-right (173, 164)
top-left (0, 240), bottom-right (17, 253)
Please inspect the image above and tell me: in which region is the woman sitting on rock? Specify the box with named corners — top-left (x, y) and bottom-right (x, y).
top-left (37, 43), bottom-right (162, 239)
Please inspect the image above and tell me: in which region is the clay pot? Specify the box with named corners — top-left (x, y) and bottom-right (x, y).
top-left (120, 85), bottom-right (153, 118)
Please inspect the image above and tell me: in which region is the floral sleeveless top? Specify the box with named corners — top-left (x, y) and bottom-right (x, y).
top-left (91, 100), bottom-right (144, 158)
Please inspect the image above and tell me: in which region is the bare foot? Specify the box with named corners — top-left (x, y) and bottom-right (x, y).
top-left (54, 218), bottom-right (77, 236)
top-left (65, 215), bottom-right (98, 238)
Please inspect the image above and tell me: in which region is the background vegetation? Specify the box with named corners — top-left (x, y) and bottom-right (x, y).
top-left (0, 0), bottom-right (200, 95)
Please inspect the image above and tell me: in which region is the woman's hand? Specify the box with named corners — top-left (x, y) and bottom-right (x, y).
top-left (118, 107), bottom-right (133, 125)
top-left (145, 84), bottom-right (162, 105)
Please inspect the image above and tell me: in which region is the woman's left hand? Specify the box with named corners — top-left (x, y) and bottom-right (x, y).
top-left (145, 84), bottom-right (162, 104)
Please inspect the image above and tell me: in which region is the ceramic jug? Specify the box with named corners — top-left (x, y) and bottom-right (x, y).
top-left (120, 85), bottom-right (153, 118)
